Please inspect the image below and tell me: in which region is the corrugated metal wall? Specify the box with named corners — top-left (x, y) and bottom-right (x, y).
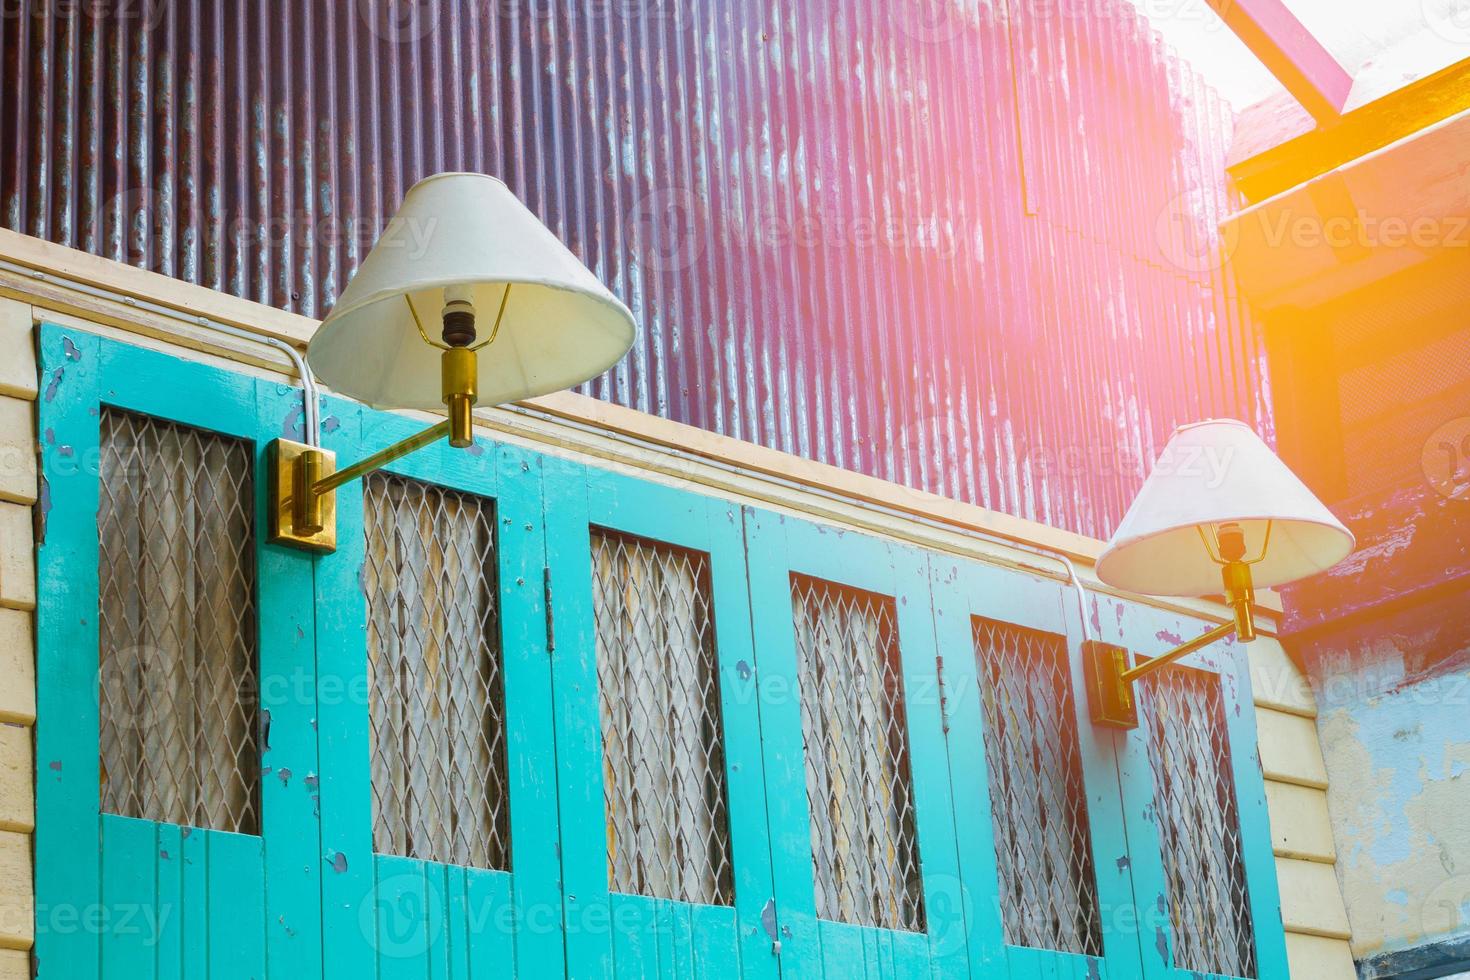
top-left (0, 0), bottom-right (1265, 539)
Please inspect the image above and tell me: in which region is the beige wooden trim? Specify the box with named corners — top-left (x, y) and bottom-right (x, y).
top-left (1285, 932), bottom-right (1358, 980)
top-left (1249, 635), bottom-right (1317, 718)
top-left (0, 830), bottom-right (32, 951)
top-left (0, 948), bottom-right (29, 980)
top-left (0, 725), bottom-right (32, 834)
top-left (1278, 856), bottom-right (1353, 939)
top-left (0, 610), bottom-right (34, 727)
top-left (0, 227), bottom-right (317, 346)
top-left (1258, 710), bottom-right (1331, 789)
top-left (0, 301), bottom-right (35, 402)
top-left (0, 226), bottom-right (1287, 617)
top-left (1266, 781), bottom-right (1337, 863)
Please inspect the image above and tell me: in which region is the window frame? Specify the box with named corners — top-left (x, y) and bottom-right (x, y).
top-left (743, 507), bottom-right (967, 978)
top-left (35, 324), bottom-right (322, 977)
top-left (1105, 595), bottom-right (1291, 980)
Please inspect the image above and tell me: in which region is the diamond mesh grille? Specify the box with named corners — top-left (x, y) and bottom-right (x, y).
top-left (363, 472), bottom-right (509, 871)
top-left (790, 575), bottom-right (925, 932)
top-left (973, 619), bottom-right (1103, 954)
top-left (592, 529), bottom-right (733, 905)
top-left (97, 408), bottom-right (260, 834)
top-left (1146, 664), bottom-right (1257, 978)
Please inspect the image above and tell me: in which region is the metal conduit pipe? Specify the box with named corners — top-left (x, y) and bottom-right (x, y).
top-left (0, 258), bottom-right (320, 447)
top-left (504, 403), bottom-right (1097, 642)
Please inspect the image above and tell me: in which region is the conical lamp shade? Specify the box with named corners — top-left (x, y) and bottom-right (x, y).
top-left (1096, 419), bottom-right (1354, 597)
top-left (308, 172), bottom-right (637, 410)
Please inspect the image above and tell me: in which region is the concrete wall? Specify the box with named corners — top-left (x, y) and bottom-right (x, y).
top-left (0, 297), bottom-right (37, 979)
top-left (1301, 607), bottom-right (1470, 978)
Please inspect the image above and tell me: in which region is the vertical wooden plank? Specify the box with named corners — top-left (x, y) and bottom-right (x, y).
top-left (444, 865), bottom-right (472, 980)
top-left (99, 816), bottom-right (157, 977)
top-left (155, 823), bottom-right (183, 980)
top-left (542, 455), bottom-right (614, 979)
top-left (206, 829), bottom-right (266, 979)
top-left (254, 379), bottom-right (325, 978)
top-left (496, 443), bottom-right (564, 976)
top-left (610, 894), bottom-right (657, 980)
top-left (463, 868), bottom-right (516, 978)
top-left (312, 398), bottom-right (379, 978)
top-left (889, 543), bottom-right (966, 979)
top-left (179, 826), bottom-right (208, 978)
top-left (425, 863), bottom-right (452, 979)
top-left (701, 495), bottom-right (779, 980)
top-left (740, 506), bottom-right (824, 978)
top-left (374, 855), bottom-right (434, 979)
top-left (33, 323), bottom-right (103, 979)
top-left (926, 555), bottom-right (1008, 980)
top-left (690, 904), bottom-right (739, 979)
top-left (1222, 638), bottom-right (1292, 979)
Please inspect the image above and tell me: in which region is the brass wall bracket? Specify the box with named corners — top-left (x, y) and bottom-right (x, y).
top-left (266, 347), bottom-right (479, 554)
top-left (268, 439), bottom-right (339, 552)
top-left (1082, 560), bottom-right (1257, 730)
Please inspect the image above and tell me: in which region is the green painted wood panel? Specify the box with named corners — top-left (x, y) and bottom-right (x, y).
top-left (543, 465), bottom-right (780, 979)
top-left (931, 554), bottom-right (1143, 980)
top-left (1102, 597), bottom-right (1292, 980)
top-left (35, 326), bottom-right (307, 978)
top-left (34, 329), bottom-right (1295, 980)
top-left (741, 507), bottom-right (964, 978)
top-left (318, 398), bottom-right (566, 979)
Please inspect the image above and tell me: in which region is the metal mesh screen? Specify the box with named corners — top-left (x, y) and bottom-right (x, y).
top-left (363, 472), bottom-right (509, 871)
top-left (591, 530), bottom-right (733, 905)
top-left (1146, 665), bottom-right (1257, 978)
top-left (790, 575), bottom-right (925, 932)
top-left (97, 408), bottom-right (260, 834)
top-left (973, 619), bottom-right (1103, 955)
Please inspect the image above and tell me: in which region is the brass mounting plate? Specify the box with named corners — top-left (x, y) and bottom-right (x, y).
top-left (1082, 640), bottom-right (1140, 730)
top-left (268, 438), bottom-right (338, 553)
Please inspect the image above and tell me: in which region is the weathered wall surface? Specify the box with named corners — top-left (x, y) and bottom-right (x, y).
top-left (0, 296), bottom-right (37, 980)
top-left (0, 0), bottom-right (1267, 541)
top-left (1302, 609), bottom-right (1470, 977)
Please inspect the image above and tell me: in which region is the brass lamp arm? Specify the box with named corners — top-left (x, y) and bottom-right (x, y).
top-left (305, 419), bottom-right (452, 499)
top-left (1119, 620), bottom-right (1237, 685)
top-left (268, 346), bottom-right (481, 553)
top-left (1083, 559), bottom-right (1258, 729)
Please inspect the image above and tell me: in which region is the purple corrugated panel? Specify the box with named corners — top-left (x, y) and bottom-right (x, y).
top-left (0, 0), bottom-right (1267, 540)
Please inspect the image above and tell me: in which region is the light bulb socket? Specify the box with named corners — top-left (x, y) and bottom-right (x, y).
top-left (441, 299), bottom-right (477, 348)
top-left (1217, 521), bottom-right (1248, 563)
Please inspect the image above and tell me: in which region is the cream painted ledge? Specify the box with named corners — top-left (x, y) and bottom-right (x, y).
top-left (0, 230), bottom-right (1286, 633)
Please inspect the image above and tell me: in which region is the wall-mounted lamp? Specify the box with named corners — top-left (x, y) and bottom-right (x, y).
top-left (1085, 419), bottom-right (1354, 729)
top-left (269, 173), bottom-right (636, 552)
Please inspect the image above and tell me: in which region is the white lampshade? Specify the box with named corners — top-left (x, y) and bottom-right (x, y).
top-left (1096, 419), bottom-right (1354, 597)
top-left (308, 172), bottom-right (636, 410)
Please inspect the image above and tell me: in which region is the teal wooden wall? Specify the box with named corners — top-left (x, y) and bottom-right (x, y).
top-left (34, 326), bottom-right (1290, 979)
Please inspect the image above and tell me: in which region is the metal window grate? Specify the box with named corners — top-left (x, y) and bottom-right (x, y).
top-left (363, 472), bottom-right (510, 871)
top-left (591, 529), bottom-right (733, 906)
top-left (97, 407), bottom-right (260, 834)
top-left (973, 619), bottom-right (1103, 955)
top-left (1146, 664), bottom-right (1257, 978)
top-left (790, 575), bottom-right (925, 932)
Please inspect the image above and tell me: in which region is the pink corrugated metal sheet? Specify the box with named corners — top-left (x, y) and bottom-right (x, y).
top-left (0, 0), bottom-right (1267, 539)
